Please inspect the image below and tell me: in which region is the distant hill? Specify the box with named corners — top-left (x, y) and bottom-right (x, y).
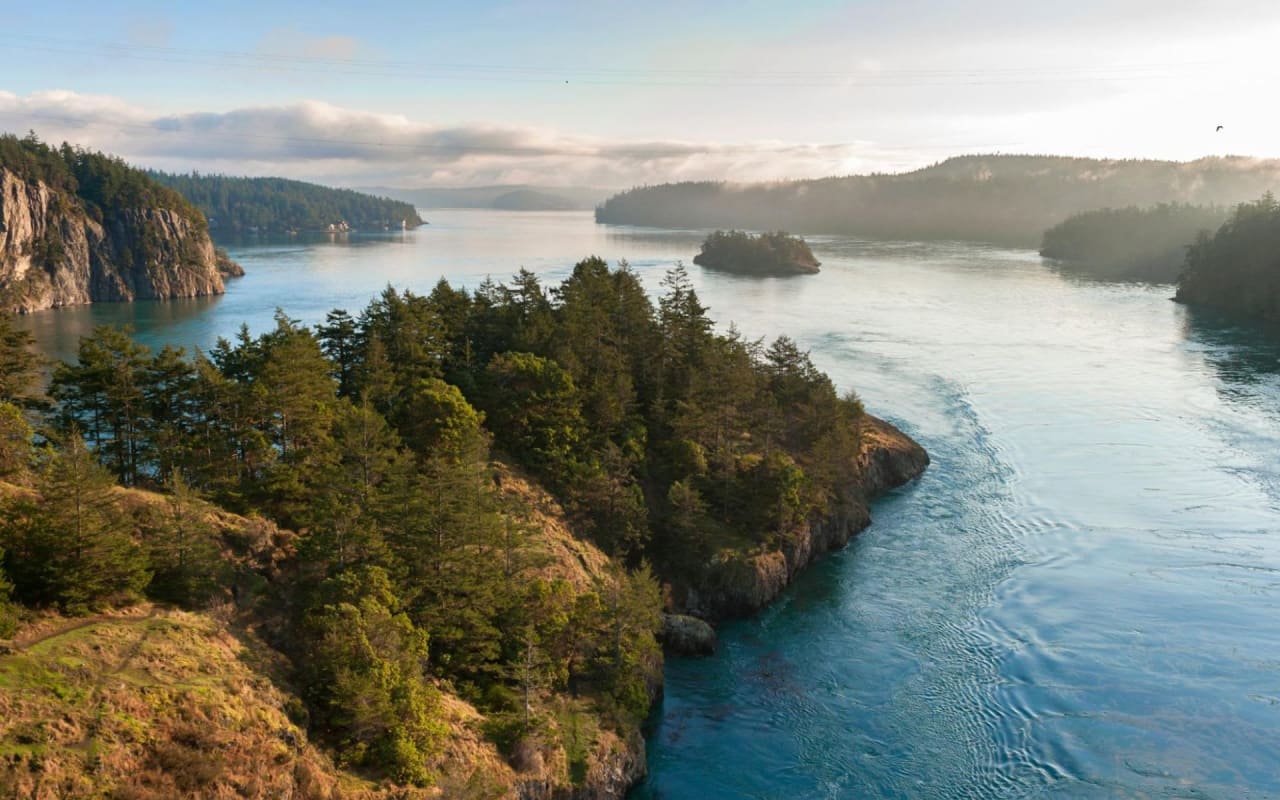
top-left (364, 184), bottom-right (609, 210)
top-left (595, 155), bottom-right (1280, 247)
top-left (491, 188), bottom-right (577, 211)
top-left (1041, 204), bottom-right (1230, 283)
top-left (150, 172), bottom-right (425, 235)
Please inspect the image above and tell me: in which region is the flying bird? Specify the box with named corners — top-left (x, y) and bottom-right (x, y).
top-left (1216, 125), bottom-right (1224, 132)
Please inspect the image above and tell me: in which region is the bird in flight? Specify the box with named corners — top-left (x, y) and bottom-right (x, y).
top-left (1216, 125), bottom-right (1224, 132)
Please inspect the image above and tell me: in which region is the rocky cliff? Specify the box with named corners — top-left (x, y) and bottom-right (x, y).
top-left (0, 167), bottom-right (237, 312)
top-left (675, 415), bottom-right (929, 622)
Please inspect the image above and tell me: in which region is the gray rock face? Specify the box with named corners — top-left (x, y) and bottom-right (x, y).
top-left (0, 168), bottom-right (235, 312)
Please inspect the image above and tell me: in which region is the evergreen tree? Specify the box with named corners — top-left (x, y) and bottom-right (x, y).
top-left (0, 546), bottom-right (17, 637)
top-left (51, 326), bottom-right (151, 485)
top-left (2, 433), bottom-right (149, 612)
top-left (144, 474), bottom-right (224, 607)
top-left (300, 567), bottom-right (445, 786)
top-left (0, 401), bottom-right (32, 481)
top-left (0, 313), bottom-right (42, 407)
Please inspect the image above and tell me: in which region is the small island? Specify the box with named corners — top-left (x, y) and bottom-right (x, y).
top-left (692, 230), bottom-right (821, 276)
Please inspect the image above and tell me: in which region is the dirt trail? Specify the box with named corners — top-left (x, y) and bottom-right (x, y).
top-left (10, 607), bottom-right (159, 651)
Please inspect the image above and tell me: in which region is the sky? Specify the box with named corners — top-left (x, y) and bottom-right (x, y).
top-left (1, 0), bottom-right (1278, 189)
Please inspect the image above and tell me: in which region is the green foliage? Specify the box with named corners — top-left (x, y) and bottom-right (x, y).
top-left (0, 312), bottom-right (42, 406)
top-left (148, 171), bottom-right (425, 234)
top-left (480, 351), bottom-right (586, 474)
top-left (692, 230), bottom-right (820, 275)
top-left (595, 154), bottom-right (1280, 247)
top-left (0, 546), bottom-right (17, 638)
top-left (0, 401), bottom-right (32, 480)
top-left (1176, 193), bottom-right (1280, 322)
top-left (0, 133), bottom-right (204, 227)
top-left (300, 567), bottom-right (445, 786)
top-left (142, 475), bottom-right (225, 607)
top-left (0, 434), bottom-right (148, 613)
top-left (397, 378), bottom-right (488, 462)
top-left (1041, 203), bottom-right (1229, 282)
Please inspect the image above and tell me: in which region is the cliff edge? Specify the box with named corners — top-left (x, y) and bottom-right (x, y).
top-left (0, 136), bottom-right (240, 313)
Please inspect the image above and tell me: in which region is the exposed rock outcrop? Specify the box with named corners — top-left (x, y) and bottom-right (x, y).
top-left (660, 613), bottom-right (718, 656)
top-left (0, 167), bottom-right (239, 312)
top-left (674, 415), bottom-right (928, 622)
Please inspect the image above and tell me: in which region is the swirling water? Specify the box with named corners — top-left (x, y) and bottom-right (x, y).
top-left (17, 211), bottom-right (1280, 798)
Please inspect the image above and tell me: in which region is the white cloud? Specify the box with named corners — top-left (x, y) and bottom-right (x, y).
top-left (0, 90), bottom-right (905, 188)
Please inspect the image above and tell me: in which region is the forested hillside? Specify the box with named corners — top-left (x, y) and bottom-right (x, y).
top-left (1176, 194), bottom-right (1280, 322)
top-left (596, 155), bottom-right (1280, 247)
top-left (1041, 203), bottom-right (1229, 282)
top-left (0, 256), bottom-right (909, 795)
top-left (150, 172), bottom-right (425, 234)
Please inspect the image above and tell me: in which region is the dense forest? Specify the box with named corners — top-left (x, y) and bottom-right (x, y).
top-left (1176, 194), bottom-right (1280, 322)
top-left (0, 256), bottom-right (871, 792)
top-left (1041, 204), bottom-right (1229, 282)
top-left (595, 155), bottom-right (1280, 247)
top-left (0, 132), bottom-right (204, 227)
top-left (693, 230), bottom-right (820, 275)
top-left (149, 172), bottom-right (425, 234)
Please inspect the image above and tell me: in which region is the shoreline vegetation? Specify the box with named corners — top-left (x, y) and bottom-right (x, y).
top-left (1040, 203), bottom-right (1229, 283)
top-left (692, 230), bottom-right (821, 276)
top-left (1175, 193), bottom-right (1280, 323)
top-left (0, 255), bottom-right (927, 798)
top-left (149, 171), bottom-right (426, 235)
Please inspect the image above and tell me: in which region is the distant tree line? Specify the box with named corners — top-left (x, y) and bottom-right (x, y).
top-left (1176, 194), bottom-right (1280, 322)
top-left (149, 171), bottom-right (426, 234)
top-left (1041, 203), bottom-right (1229, 282)
top-left (0, 256), bottom-right (866, 785)
top-left (596, 154), bottom-right (1280, 247)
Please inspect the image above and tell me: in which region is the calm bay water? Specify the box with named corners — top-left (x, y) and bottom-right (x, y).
top-left (18, 210), bottom-right (1280, 798)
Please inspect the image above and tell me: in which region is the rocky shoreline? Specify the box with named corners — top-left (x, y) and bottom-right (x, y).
top-left (667, 415), bottom-right (928, 643)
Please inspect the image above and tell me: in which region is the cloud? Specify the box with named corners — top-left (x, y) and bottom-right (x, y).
top-left (0, 90), bottom-right (904, 188)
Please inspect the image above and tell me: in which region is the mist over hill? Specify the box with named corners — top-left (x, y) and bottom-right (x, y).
top-left (595, 155), bottom-right (1280, 247)
top-left (364, 184), bottom-right (609, 210)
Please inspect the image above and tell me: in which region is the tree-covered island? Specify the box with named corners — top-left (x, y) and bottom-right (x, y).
top-left (692, 230), bottom-right (821, 276)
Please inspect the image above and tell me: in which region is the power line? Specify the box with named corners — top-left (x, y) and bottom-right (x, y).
top-left (1, 33), bottom-right (1229, 88)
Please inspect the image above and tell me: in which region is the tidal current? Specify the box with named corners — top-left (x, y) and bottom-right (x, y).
top-left (19, 210), bottom-right (1280, 798)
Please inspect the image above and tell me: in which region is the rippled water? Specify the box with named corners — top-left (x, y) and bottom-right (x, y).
top-left (18, 211), bottom-right (1280, 798)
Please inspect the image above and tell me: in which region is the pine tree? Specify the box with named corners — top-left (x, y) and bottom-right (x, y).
top-left (0, 401), bottom-right (32, 481)
top-left (144, 474), bottom-right (224, 607)
top-left (0, 546), bottom-right (17, 637)
top-left (0, 313), bottom-right (42, 408)
top-left (4, 434), bottom-right (149, 612)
